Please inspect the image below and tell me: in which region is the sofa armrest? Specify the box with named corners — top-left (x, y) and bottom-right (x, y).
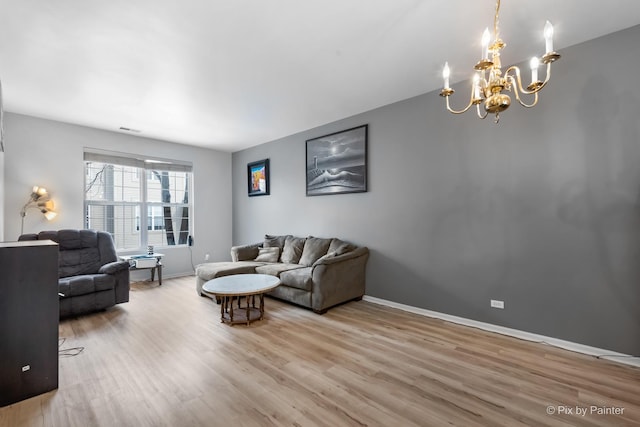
top-left (312, 246), bottom-right (369, 267)
top-left (310, 247), bottom-right (369, 312)
top-left (99, 260), bottom-right (130, 275)
top-left (97, 261), bottom-right (130, 304)
top-left (231, 243), bottom-right (262, 262)
top-left (113, 267), bottom-right (130, 303)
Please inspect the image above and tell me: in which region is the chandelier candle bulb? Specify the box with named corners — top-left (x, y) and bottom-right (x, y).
top-left (481, 28), bottom-right (491, 59)
top-left (530, 57), bottom-right (539, 83)
top-left (473, 73), bottom-right (481, 99)
top-left (443, 62), bottom-right (450, 89)
top-left (544, 21), bottom-right (554, 54)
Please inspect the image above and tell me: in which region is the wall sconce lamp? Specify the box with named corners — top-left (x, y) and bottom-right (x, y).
top-left (20, 186), bottom-right (57, 235)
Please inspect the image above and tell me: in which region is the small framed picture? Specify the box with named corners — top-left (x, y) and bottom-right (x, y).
top-left (247, 159), bottom-right (270, 197)
top-left (306, 125), bottom-right (368, 196)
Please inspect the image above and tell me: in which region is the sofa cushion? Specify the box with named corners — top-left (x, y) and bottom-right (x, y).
top-left (58, 247), bottom-right (103, 278)
top-left (255, 263), bottom-right (305, 277)
top-left (255, 247), bottom-right (280, 262)
top-left (299, 237), bottom-right (332, 266)
top-left (264, 234), bottom-right (289, 261)
top-left (279, 267), bottom-right (313, 291)
top-left (39, 229), bottom-right (97, 250)
top-left (232, 244), bottom-right (260, 261)
top-left (33, 230), bottom-right (119, 277)
top-left (264, 234), bottom-right (288, 250)
top-left (196, 261), bottom-right (265, 281)
top-left (281, 236), bottom-right (306, 264)
top-left (328, 238), bottom-right (356, 255)
top-left (59, 274), bottom-right (115, 298)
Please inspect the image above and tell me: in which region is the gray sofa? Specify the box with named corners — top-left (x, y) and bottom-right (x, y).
top-left (196, 234), bottom-right (369, 313)
top-left (18, 229), bottom-right (130, 318)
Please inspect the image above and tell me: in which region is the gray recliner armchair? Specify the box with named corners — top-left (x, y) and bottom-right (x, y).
top-left (18, 229), bottom-right (130, 318)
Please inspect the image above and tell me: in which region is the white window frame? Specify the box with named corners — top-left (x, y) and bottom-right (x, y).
top-left (84, 150), bottom-right (193, 252)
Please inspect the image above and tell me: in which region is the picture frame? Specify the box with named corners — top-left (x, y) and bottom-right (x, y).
top-left (306, 124), bottom-right (368, 196)
top-left (247, 158), bottom-right (270, 197)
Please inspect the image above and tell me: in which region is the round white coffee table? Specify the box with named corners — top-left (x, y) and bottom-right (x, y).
top-left (201, 274), bottom-right (280, 325)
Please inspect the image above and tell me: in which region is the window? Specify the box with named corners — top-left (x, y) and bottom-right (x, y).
top-left (135, 206), bottom-right (166, 231)
top-left (84, 151), bottom-right (193, 251)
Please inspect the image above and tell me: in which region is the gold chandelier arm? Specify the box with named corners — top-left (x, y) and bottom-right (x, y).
top-left (508, 74), bottom-right (539, 108)
top-left (444, 94), bottom-right (476, 114)
top-left (441, 81), bottom-right (482, 114)
top-left (476, 103), bottom-right (488, 119)
top-left (540, 61), bottom-right (553, 87)
top-left (504, 65), bottom-right (528, 94)
top-left (505, 62), bottom-right (552, 96)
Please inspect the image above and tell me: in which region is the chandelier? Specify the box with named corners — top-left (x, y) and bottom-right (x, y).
top-left (439, 0), bottom-right (560, 123)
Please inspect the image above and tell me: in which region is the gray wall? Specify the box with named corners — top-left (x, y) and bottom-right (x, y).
top-left (232, 25), bottom-right (640, 355)
top-left (3, 113), bottom-right (233, 278)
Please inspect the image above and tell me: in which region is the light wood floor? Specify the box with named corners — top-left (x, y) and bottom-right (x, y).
top-left (2, 276), bottom-right (639, 427)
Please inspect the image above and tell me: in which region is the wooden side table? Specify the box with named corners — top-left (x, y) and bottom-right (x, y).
top-left (119, 253), bottom-right (164, 285)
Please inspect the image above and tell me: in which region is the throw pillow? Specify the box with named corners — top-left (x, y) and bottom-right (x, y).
top-left (264, 234), bottom-right (289, 261)
top-left (334, 244), bottom-right (354, 255)
top-left (281, 236), bottom-right (306, 264)
top-left (328, 238), bottom-right (355, 255)
top-left (254, 247), bottom-right (280, 262)
top-left (299, 236), bottom-right (332, 266)
top-left (312, 251), bottom-right (337, 266)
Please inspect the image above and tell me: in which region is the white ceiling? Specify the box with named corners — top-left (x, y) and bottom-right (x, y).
top-left (1, 1), bottom-right (639, 152)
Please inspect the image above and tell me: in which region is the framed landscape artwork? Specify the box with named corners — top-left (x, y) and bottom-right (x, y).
top-left (247, 158), bottom-right (270, 197)
top-left (306, 125), bottom-right (368, 196)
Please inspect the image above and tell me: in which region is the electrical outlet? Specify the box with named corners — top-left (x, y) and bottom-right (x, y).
top-left (204, 253), bottom-right (210, 261)
top-left (490, 299), bottom-right (505, 309)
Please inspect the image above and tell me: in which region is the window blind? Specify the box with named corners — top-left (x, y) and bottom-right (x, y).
top-left (83, 149), bottom-right (193, 173)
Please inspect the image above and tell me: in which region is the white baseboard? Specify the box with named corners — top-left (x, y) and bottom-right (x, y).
top-left (363, 295), bottom-right (640, 369)
top-left (164, 271), bottom-right (196, 280)
top-left (130, 271), bottom-right (195, 282)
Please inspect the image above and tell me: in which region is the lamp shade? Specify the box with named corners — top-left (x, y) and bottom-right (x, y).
top-left (43, 211), bottom-right (57, 221)
top-left (33, 186), bottom-right (48, 197)
top-left (39, 199), bottom-right (55, 211)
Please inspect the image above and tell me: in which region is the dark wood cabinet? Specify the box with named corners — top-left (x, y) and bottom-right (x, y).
top-left (0, 240), bottom-right (59, 407)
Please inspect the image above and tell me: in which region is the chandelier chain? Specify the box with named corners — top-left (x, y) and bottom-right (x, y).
top-left (494, 0), bottom-right (501, 41)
